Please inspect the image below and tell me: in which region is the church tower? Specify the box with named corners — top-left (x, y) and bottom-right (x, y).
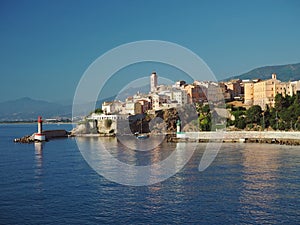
top-left (150, 72), bottom-right (158, 92)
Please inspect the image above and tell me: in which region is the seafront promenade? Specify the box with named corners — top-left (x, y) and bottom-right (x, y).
top-left (175, 131), bottom-right (300, 144)
top-left (72, 130), bottom-right (300, 141)
top-left (178, 131), bottom-right (300, 139)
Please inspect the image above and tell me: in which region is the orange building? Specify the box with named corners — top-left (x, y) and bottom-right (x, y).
top-left (225, 79), bottom-right (243, 99)
top-left (184, 84), bottom-right (206, 103)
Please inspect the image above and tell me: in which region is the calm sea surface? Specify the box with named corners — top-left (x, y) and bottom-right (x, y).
top-left (0, 124), bottom-right (299, 224)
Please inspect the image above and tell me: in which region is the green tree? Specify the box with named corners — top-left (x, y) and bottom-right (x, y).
top-left (269, 108), bottom-right (279, 130)
top-left (199, 116), bottom-right (211, 131)
top-left (294, 119), bottom-right (300, 131)
top-left (263, 104), bottom-right (271, 129)
top-left (235, 117), bottom-right (246, 129)
top-left (246, 105), bottom-right (262, 124)
top-left (197, 104), bottom-right (211, 131)
top-left (275, 93), bottom-right (289, 111)
top-left (94, 108), bottom-right (103, 114)
top-left (278, 121), bottom-right (286, 130)
top-left (293, 91), bottom-right (300, 105)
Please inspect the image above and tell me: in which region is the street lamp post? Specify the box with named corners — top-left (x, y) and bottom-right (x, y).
top-left (275, 111), bottom-right (279, 130)
top-left (262, 112), bottom-right (265, 131)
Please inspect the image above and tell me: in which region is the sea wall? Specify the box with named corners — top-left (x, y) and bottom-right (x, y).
top-left (14, 129), bottom-right (70, 143)
top-left (174, 131), bottom-right (300, 145)
top-left (180, 131), bottom-right (300, 139)
top-left (43, 130), bottom-right (69, 139)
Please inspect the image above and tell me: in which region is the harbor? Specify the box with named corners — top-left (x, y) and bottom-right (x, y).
top-left (13, 116), bottom-right (70, 143)
top-left (13, 116), bottom-right (300, 146)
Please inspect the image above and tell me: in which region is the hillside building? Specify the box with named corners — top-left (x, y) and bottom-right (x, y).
top-left (244, 74), bottom-right (300, 109)
top-left (102, 101), bottom-right (124, 114)
top-left (243, 79), bottom-right (260, 105)
top-left (184, 84), bottom-right (206, 103)
top-left (125, 101), bottom-right (142, 115)
top-left (225, 79), bottom-right (243, 100)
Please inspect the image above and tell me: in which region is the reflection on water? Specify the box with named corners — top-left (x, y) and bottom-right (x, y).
top-left (34, 142), bottom-right (44, 193)
top-left (76, 137), bottom-right (196, 186)
top-left (240, 144), bottom-right (280, 222)
top-left (34, 142), bottom-right (43, 174)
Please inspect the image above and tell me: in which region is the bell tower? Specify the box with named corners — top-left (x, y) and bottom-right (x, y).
top-left (150, 72), bottom-right (158, 92)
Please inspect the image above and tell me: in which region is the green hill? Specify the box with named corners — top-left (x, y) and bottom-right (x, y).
top-left (226, 62), bottom-right (300, 81)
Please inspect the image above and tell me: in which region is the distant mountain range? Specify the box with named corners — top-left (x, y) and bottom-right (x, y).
top-left (1, 63), bottom-right (299, 121)
top-left (0, 97), bottom-right (72, 121)
top-left (225, 62), bottom-right (300, 81)
top-left (0, 85), bottom-right (147, 121)
top-left (0, 96), bottom-right (123, 121)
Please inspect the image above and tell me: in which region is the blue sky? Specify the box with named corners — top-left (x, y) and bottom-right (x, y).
top-left (1, 0), bottom-right (300, 103)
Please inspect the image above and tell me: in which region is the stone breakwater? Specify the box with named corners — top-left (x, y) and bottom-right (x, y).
top-left (14, 130), bottom-right (70, 143)
top-left (172, 131), bottom-right (300, 145)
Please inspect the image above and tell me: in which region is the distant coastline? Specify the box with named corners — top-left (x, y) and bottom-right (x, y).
top-left (0, 121), bottom-right (73, 124)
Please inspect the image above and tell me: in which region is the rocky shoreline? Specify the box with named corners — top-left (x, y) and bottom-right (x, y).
top-left (14, 135), bottom-right (36, 143)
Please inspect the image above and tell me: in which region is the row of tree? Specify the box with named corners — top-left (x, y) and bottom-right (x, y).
top-left (228, 92), bottom-right (300, 131)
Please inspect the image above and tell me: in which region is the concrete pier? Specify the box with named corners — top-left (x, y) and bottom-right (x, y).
top-left (174, 131), bottom-right (300, 145)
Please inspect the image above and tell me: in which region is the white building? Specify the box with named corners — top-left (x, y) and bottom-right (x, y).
top-left (159, 88), bottom-right (188, 105)
top-left (125, 101), bottom-right (142, 115)
top-left (102, 100), bottom-right (124, 114)
top-left (172, 89), bottom-right (188, 105)
top-left (151, 94), bottom-right (170, 110)
top-left (173, 80), bottom-right (186, 89)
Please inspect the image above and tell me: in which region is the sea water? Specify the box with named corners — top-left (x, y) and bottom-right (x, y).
top-left (0, 123), bottom-right (299, 224)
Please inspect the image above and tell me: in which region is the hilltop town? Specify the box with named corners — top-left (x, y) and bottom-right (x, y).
top-left (73, 71), bottom-right (300, 135)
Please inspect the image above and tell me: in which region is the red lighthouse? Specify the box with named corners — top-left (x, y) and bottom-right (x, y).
top-left (34, 116), bottom-right (46, 141)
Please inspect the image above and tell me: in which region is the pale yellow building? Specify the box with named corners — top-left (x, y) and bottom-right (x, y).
top-left (276, 81), bottom-right (300, 97)
top-left (244, 80), bottom-right (255, 105)
top-left (253, 74), bottom-right (280, 108)
top-left (244, 74), bottom-right (300, 109)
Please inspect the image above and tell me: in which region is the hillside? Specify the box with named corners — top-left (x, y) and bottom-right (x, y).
top-left (0, 95), bottom-right (119, 121)
top-left (0, 97), bottom-right (71, 121)
top-left (226, 62), bottom-right (300, 81)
